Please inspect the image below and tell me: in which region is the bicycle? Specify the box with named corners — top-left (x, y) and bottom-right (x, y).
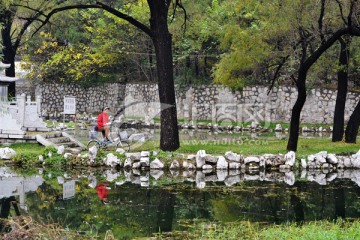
top-left (87, 128), bottom-right (130, 151)
top-left (114, 129), bottom-right (131, 152)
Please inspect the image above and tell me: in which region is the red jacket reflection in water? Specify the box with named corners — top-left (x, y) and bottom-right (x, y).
top-left (96, 183), bottom-right (109, 204)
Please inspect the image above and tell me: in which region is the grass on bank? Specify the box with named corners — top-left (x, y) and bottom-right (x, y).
top-left (2, 138), bottom-right (360, 160)
top-left (3, 217), bottom-right (360, 240)
top-left (179, 219), bottom-right (360, 240)
top-left (6, 143), bottom-right (46, 154)
top-left (136, 138), bottom-right (360, 158)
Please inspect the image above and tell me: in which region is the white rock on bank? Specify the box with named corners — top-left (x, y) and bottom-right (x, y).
top-left (196, 150), bottom-right (207, 168)
top-left (284, 151), bottom-right (296, 166)
top-left (104, 153), bottom-right (121, 167)
top-left (150, 158), bottom-right (164, 169)
top-left (57, 145), bottom-right (65, 155)
top-left (326, 154), bottom-right (338, 165)
top-left (216, 156), bottom-right (228, 170)
top-left (0, 147), bottom-right (16, 160)
top-left (224, 151), bottom-right (241, 162)
top-left (244, 156), bottom-right (260, 164)
top-left (301, 159), bottom-right (307, 169)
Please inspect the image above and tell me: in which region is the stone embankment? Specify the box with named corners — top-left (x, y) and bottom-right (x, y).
top-left (87, 167), bottom-right (360, 188)
top-left (2, 146), bottom-right (360, 172)
top-left (2, 147), bottom-right (360, 187)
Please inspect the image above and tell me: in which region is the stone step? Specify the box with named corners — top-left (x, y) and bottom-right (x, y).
top-left (55, 142), bottom-right (80, 148)
top-left (36, 131), bottom-right (86, 154)
top-left (42, 132), bottom-right (63, 139)
top-left (46, 137), bottom-right (71, 144)
top-left (64, 148), bottom-right (82, 154)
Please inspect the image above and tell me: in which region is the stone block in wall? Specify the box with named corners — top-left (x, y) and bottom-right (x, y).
top-left (9, 134), bottom-right (25, 139)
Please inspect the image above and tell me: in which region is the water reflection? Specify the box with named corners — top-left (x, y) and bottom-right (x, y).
top-left (0, 196), bottom-right (20, 233)
top-left (2, 167), bottom-right (360, 238)
top-left (67, 128), bottom-right (336, 144)
top-left (96, 183), bottom-right (110, 204)
top-left (0, 167), bottom-right (44, 234)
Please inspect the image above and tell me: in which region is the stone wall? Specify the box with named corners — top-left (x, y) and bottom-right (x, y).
top-left (21, 82), bottom-right (360, 124)
top-left (33, 83), bottom-right (126, 118)
top-left (124, 84), bottom-right (360, 124)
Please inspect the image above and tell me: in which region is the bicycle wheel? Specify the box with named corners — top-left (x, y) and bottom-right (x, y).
top-left (87, 140), bottom-right (100, 150)
top-left (116, 140), bottom-right (130, 152)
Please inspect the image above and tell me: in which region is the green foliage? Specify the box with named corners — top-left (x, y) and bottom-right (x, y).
top-left (10, 152), bottom-right (39, 165)
top-left (207, 0), bottom-right (289, 88)
top-left (9, 145), bottom-right (67, 166)
top-left (95, 148), bottom-right (108, 164)
top-left (174, 68), bottom-right (211, 89)
top-left (20, 1), bottom-right (164, 85)
top-left (22, 31), bottom-right (122, 85)
top-left (6, 0), bottom-right (360, 90)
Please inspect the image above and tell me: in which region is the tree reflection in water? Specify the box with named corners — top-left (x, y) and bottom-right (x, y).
top-left (7, 167), bottom-right (360, 238)
top-left (0, 196), bottom-right (20, 233)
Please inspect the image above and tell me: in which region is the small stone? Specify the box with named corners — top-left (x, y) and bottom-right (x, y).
top-left (244, 156), bottom-right (260, 164)
top-left (216, 156), bottom-right (228, 170)
top-left (169, 159), bottom-right (180, 170)
top-left (284, 151), bottom-right (295, 166)
top-left (150, 158), bottom-right (164, 169)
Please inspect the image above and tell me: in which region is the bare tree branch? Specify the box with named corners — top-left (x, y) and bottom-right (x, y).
top-left (318, 0), bottom-right (326, 43)
top-left (96, 1), bottom-right (152, 37)
top-left (173, 0), bottom-right (187, 33)
top-left (12, 4), bottom-right (48, 18)
top-left (348, 0), bottom-right (356, 28)
top-left (267, 55), bottom-right (289, 95)
top-left (31, 4), bottom-right (101, 37)
top-left (335, 0), bottom-right (348, 24)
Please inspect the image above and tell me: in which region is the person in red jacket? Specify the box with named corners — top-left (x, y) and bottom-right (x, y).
top-left (97, 107), bottom-right (111, 143)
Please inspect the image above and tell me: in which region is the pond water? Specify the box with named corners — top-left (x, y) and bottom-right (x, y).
top-left (1, 167), bottom-right (360, 239)
top-left (67, 127), bottom-right (336, 144)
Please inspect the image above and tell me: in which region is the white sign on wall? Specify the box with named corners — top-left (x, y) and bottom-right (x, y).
top-left (64, 96), bottom-right (76, 114)
top-left (63, 180), bottom-right (76, 200)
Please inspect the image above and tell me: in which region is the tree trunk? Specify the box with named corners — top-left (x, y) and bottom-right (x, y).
top-left (345, 99), bottom-right (360, 143)
top-left (4, 64), bottom-right (16, 99)
top-left (1, 9), bottom-right (17, 98)
top-left (287, 72), bottom-right (307, 151)
top-left (147, 41), bottom-right (154, 81)
top-left (195, 54), bottom-right (199, 77)
top-left (332, 37), bottom-right (350, 142)
top-left (285, 29), bottom-right (347, 151)
top-left (149, 1), bottom-right (180, 151)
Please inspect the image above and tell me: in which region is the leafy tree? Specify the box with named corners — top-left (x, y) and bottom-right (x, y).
top-left (286, 0), bottom-right (360, 151)
top-left (169, 0), bottom-right (215, 88)
top-left (2, 0), bottom-right (184, 150)
top-left (0, 0), bottom-right (68, 96)
top-left (203, 0), bottom-right (360, 151)
top-left (206, 0), bottom-right (293, 91)
top-left (31, 1), bottom-right (183, 151)
top-left (22, 6), bottom-right (154, 84)
top-left (22, 25), bottom-right (124, 85)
